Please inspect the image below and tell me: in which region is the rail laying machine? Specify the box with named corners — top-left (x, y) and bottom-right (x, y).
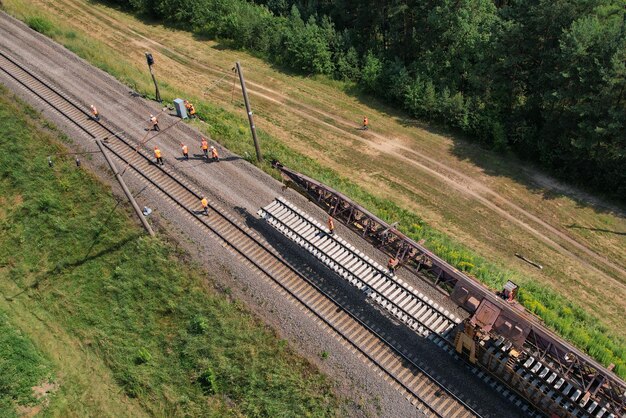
top-left (272, 161), bottom-right (626, 418)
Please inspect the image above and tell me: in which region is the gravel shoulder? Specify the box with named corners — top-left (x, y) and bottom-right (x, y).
top-left (0, 12), bottom-right (527, 417)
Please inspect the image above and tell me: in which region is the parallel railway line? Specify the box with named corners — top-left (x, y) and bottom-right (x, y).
top-left (0, 50), bottom-right (483, 418)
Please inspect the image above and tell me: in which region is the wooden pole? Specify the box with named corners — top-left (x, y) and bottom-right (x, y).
top-left (95, 139), bottom-right (155, 237)
top-left (235, 62), bottom-right (262, 162)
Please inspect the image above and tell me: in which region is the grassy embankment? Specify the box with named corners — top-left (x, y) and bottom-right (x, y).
top-left (0, 311), bottom-right (54, 417)
top-left (0, 85), bottom-right (338, 416)
top-left (2, 2), bottom-right (625, 378)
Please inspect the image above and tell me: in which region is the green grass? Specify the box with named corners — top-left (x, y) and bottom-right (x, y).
top-left (0, 85), bottom-right (337, 415)
top-left (3, 3), bottom-right (625, 380)
top-left (0, 310), bottom-right (54, 417)
top-left (25, 15), bottom-right (54, 35)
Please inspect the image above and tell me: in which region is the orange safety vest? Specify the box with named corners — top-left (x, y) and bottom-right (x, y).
top-left (363, 117), bottom-right (368, 126)
top-left (182, 145), bottom-right (188, 154)
top-left (151, 117), bottom-right (158, 125)
top-left (189, 104), bottom-right (196, 115)
top-left (201, 198), bottom-right (208, 208)
top-left (201, 140), bottom-right (208, 150)
top-left (328, 217), bottom-right (335, 230)
top-left (91, 106), bottom-right (98, 116)
top-left (154, 148), bottom-right (162, 158)
top-left (211, 148), bottom-right (218, 158)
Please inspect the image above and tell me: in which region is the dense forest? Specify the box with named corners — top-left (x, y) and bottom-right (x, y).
top-left (117, 0), bottom-right (625, 198)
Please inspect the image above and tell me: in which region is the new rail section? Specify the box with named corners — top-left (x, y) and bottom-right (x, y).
top-left (272, 161), bottom-right (626, 418)
top-left (259, 197), bottom-right (461, 339)
top-left (0, 50), bottom-right (481, 417)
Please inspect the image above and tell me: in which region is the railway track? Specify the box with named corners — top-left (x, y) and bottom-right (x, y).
top-left (258, 197), bottom-right (545, 417)
top-left (259, 197), bottom-right (461, 338)
top-left (0, 50), bottom-right (483, 417)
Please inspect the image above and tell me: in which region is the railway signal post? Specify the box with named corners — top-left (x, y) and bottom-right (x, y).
top-left (145, 52), bottom-right (162, 103)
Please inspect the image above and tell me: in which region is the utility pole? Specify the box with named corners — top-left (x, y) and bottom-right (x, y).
top-left (145, 52), bottom-right (162, 103)
top-left (95, 138), bottom-right (155, 237)
top-left (235, 62), bottom-right (262, 162)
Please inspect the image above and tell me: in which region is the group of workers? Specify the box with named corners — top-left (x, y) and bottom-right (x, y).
top-left (89, 103), bottom-right (369, 220)
top-left (176, 137), bottom-right (219, 162)
top-left (88, 102), bottom-right (221, 217)
top-left (153, 137), bottom-right (219, 166)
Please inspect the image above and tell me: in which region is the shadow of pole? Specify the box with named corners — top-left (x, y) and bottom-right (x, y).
top-left (4, 200), bottom-right (141, 301)
top-left (566, 223), bottom-right (626, 236)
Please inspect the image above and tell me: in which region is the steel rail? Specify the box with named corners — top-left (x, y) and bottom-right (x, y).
top-left (0, 50), bottom-right (482, 418)
top-left (259, 198), bottom-right (459, 339)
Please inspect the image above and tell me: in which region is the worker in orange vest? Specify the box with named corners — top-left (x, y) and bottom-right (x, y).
top-left (387, 257), bottom-right (399, 273)
top-left (154, 146), bottom-right (164, 165)
top-left (362, 116), bottom-right (369, 130)
top-left (201, 137), bottom-right (209, 159)
top-left (184, 100), bottom-right (196, 118)
top-left (90, 104), bottom-right (100, 121)
top-left (328, 216), bottom-right (335, 235)
top-left (210, 145), bottom-right (219, 162)
top-left (180, 143), bottom-right (189, 160)
top-left (150, 114), bottom-right (160, 131)
top-left (201, 196), bottom-right (208, 215)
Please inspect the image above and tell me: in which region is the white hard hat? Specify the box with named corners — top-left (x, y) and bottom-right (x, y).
top-left (150, 114), bottom-right (154, 118)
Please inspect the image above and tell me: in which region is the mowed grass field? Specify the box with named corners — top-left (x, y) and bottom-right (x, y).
top-left (0, 85), bottom-right (338, 416)
top-left (2, 0), bottom-right (625, 378)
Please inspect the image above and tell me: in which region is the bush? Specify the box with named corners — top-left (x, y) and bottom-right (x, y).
top-left (135, 347), bottom-right (152, 365)
top-left (26, 16), bottom-right (54, 35)
top-left (198, 367), bottom-right (219, 395)
top-left (360, 51), bottom-right (382, 91)
top-left (189, 315), bottom-right (209, 334)
top-left (335, 47), bottom-right (360, 81)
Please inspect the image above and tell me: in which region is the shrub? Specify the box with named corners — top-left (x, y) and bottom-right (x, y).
top-left (335, 47), bottom-right (360, 81)
top-left (360, 51), bottom-right (382, 91)
top-left (135, 347), bottom-right (152, 365)
top-left (198, 367), bottom-right (219, 395)
top-left (26, 16), bottom-right (54, 35)
top-left (189, 315), bottom-right (209, 334)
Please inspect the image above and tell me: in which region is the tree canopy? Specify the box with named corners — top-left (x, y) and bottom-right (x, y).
top-left (113, 0), bottom-right (626, 198)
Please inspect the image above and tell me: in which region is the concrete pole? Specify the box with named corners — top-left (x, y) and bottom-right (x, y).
top-left (235, 62), bottom-right (262, 162)
top-left (149, 65), bottom-right (162, 103)
top-left (95, 139), bottom-right (155, 237)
